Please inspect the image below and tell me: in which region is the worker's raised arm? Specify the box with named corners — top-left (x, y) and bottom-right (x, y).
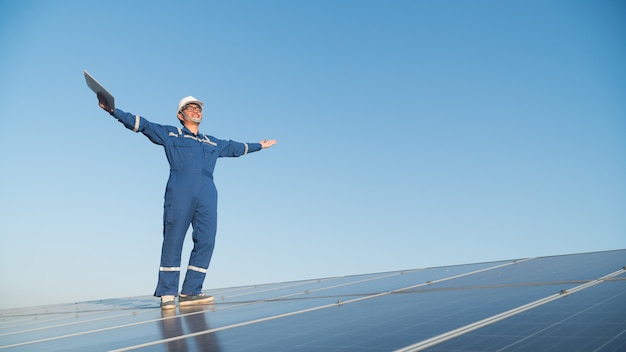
top-left (95, 93), bottom-right (170, 146)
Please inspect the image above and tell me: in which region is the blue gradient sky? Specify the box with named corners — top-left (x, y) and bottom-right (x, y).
top-left (1, 0), bottom-right (624, 309)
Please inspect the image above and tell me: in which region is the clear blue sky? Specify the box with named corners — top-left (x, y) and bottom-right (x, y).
top-left (1, 0), bottom-right (624, 310)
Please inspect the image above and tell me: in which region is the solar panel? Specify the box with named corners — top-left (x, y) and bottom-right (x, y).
top-left (1, 249), bottom-right (624, 351)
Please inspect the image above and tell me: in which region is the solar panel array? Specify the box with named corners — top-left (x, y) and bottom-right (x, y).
top-left (1, 249), bottom-right (625, 351)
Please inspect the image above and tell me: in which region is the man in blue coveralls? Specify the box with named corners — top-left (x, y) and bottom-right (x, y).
top-left (97, 94), bottom-right (276, 309)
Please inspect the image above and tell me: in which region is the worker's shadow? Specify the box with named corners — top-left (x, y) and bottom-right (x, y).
top-left (160, 304), bottom-right (222, 352)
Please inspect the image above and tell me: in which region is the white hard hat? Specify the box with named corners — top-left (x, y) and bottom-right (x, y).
top-left (177, 96), bottom-right (204, 114)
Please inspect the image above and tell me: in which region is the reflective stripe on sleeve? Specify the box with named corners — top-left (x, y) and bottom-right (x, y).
top-left (133, 115), bottom-right (140, 132)
top-left (188, 265), bottom-right (208, 273)
top-left (244, 143), bottom-right (249, 155)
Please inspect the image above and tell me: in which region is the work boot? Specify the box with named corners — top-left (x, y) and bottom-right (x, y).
top-left (160, 295), bottom-right (176, 310)
top-left (178, 293), bottom-right (214, 306)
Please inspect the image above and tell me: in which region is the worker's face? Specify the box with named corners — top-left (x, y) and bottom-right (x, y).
top-left (179, 104), bottom-right (203, 124)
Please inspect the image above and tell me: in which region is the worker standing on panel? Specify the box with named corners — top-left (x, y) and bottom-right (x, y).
top-left (97, 93), bottom-right (276, 309)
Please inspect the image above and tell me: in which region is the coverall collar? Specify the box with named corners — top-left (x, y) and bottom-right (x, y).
top-left (181, 125), bottom-right (200, 137)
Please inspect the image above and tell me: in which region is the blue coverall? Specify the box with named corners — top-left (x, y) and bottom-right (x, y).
top-left (111, 109), bottom-right (262, 297)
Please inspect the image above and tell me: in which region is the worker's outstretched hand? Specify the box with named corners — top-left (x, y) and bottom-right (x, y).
top-left (97, 92), bottom-right (114, 114)
top-left (260, 139), bottom-right (277, 149)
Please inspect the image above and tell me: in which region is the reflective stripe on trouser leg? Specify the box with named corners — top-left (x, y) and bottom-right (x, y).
top-left (154, 193), bottom-right (195, 297)
top-left (181, 186), bottom-right (217, 295)
top-left (156, 267), bottom-right (181, 297)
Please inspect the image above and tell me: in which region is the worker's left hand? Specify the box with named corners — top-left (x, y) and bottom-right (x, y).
top-left (260, 139), bottom-right (277, 149)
